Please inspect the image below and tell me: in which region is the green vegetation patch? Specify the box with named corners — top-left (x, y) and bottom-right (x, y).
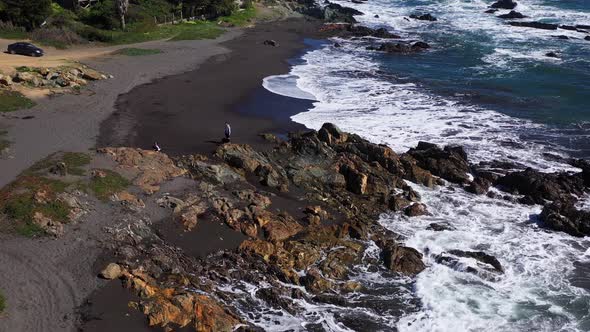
top-left (88, 169), bottom-right (130, 201)
top-left (0, 151), bottom-right (92, 236)
top-left (168, 22), bottom-right (224, 41)
top-left (0, 175), bottom-right (71, 237)
top-left (114, 47), bottom-right (162, 56)
top-left (104, 21), bottom-right (223, 44)
top-left (62, 152), bottom-right (92, 176)
top-left (0, 90), bottom-right (36, 113)
top-left (218, 6), bottom-right (257, 27)
top-left (25, 151), bottom-right (90, 176)
top-left (0, 29), bottom-right (28, 39)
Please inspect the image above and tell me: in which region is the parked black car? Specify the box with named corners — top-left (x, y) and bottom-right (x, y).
top-left (7, 42), bottom-right (44, 57)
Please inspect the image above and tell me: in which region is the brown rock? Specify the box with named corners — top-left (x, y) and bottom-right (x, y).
top-left (340, 163), bottom-right (368, 195)
top-left (404, 203), bottom-right (429, 217)
top-left (32, 212), bottom-right (64, 236)
top-left (0, 74), bottom-right (12, 86)
top-left (300, 267), bottom-right (334, 293)
top-left (112, 191), bottom-right (146, 210)
top-left (34, 189), bottom-right (50, 204)
top-left (100, 263), bottom-right (123, 279)
top-left (82, 68), bottom-right (103, 80)
top-left (263, 214), bottom-right (303, 242)
top-left (382, 245), bottom-right (425, 276)
top-left (97, 147), bottom-right (186, 194)
top-left (91, 169), bottom-right (108, 178)
top-left (177, 202), bottom-right (207, 231)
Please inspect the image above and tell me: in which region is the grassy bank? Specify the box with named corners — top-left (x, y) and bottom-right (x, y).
top-left (0, 90), bottom-right (36, 113)
top-left (218, 6), bottom-right (257, 27)
top-left (113, 47), bottom-right (162, 56)
top-left (104, 21), bottom-right (224, 45)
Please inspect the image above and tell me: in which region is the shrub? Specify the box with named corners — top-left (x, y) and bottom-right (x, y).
top-left (0, 0), bottom-right (52, 30)
top-left (76, 25), bottom-right (113, 42)
top-left (0, 20), bottom-right (27, 39)
top-left (31, 27), bottom-right (84, 48)
top-left (79, 0), bottom-right (118, 30)
top-left (205, 0), bottom-right (237, 18)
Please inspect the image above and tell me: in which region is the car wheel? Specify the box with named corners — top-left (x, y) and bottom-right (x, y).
top-left (31, 52), bottom-right (36, 57)
top-left (9, 50), bottom-right (15, 54)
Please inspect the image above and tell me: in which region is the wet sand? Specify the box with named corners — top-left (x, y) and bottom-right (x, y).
top-left (98, 18), bottom-right (322, 156)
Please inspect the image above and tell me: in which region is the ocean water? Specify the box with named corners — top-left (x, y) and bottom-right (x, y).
top-left (257, 0), bottom-right (590, 331)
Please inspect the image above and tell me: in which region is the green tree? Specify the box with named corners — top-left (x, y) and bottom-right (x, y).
top-left (0, 0), bottom-right (52, 30)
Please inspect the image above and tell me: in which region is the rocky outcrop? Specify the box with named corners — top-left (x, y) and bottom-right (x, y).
top-left (546, 51), bottom-right (559, 58)
top-left (406, 142), bottom-right (470, 184)
top-left (540, 199), bottom-right (590, 237)
top-left (323, 3), bottom-right (363, 23)
top-left (465, 176), bottom-right (492, 195)
top-left (4, 65), bottom-right (108, 90)
top-left (496, 167), bottom-right (584, 204)
top-left (509, 21), bottom-right (558, 30)
top-left (490, 0), bottom-right (517, 10)
top-left (368, 41), bottom-right (430, 53)
top-left (97, 147), bottom-right (186, 194)
top-left (498, 11), bottom-right (526, 19)
top-left (320, 24), bottom-right (401, 39)
top-left (381, 244), bottom-right (425, 276)
top-left (410, 13), bottom-right (437, 21)
top-left (434, 250), bottom-right (504, 278)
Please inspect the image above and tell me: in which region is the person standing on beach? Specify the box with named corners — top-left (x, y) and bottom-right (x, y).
top-left (225, 122), bottom-right (232, 141)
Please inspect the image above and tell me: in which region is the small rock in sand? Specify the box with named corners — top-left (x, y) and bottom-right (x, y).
top-left (263, 39), bottom-right (278, 47)
top-left (100, 263), bottom-right (123, 279)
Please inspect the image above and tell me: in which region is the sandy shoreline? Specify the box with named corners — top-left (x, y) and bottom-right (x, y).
top-left (0, 30), bottom-right (240, 188)
top-left (98, 18), bottom-right (321, 156)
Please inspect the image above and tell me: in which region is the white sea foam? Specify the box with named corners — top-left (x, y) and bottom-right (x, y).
top-left (380, 183), bottom-right (590, 332)
top-left (262, 74), bottom-right (317, 100)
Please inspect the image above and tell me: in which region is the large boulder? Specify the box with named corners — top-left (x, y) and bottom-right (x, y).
top-left (434, 250), bottom-right (504, 278)
top-left (100, 263), bottom-right (123, 279)
top-left (410, 13), bottom-right (437, 21)
top-left (496, 167), bottom-right (584, 204)
top-left (498, 11), bottom-right (526, 19)
top-left (323, 3), bottom-right (363, 23)
top-left (406, 142), bottom-right (470, 184)
top-left (540, 199), bottom-right (590, 237)
top-left (323, 24), bottom-right (401, 39)
top-left (0, 74), bottom-right (12, 86)
top-left (490, 0), bottom-right (517, 10)
top-left (369, 41), bottom-right (430, 54)
top-left (381, 245), bottom-right (425, 276)
top-left (509, 21), bottom-right (558, 30)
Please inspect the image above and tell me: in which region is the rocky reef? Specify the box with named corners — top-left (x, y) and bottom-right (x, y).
top-left (4, 123), bottom-right (590, 330)
top-left (0, 65), bottom-right (110, 90)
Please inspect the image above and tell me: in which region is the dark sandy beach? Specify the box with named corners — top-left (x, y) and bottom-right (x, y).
top-left (98, 18), bottom-right (322, 156)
